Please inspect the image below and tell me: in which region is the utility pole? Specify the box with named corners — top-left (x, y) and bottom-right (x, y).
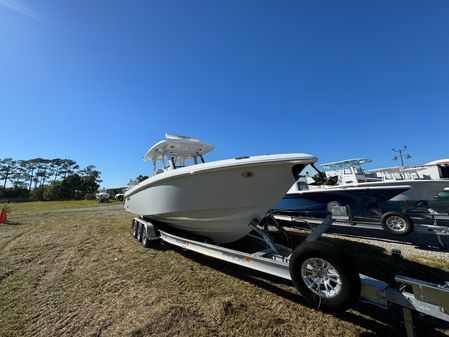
top-left (392, 145), bottom-right (411, 167)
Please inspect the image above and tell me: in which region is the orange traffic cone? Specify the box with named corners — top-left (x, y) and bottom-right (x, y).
top-left (0, 207), bottom-right (7, 224)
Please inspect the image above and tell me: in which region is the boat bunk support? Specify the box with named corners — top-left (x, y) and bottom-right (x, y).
top-left (305, 215), bottom-right (335, 241)
top-left (249, 218), bottom-right (283, 256)
top-left (273, 203), bottom-right (351, 242)
top-left (417, 203), bottom-right (449, 249)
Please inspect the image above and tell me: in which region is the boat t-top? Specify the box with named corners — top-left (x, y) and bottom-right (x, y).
top-left (124, 134), bottom-right (317, 243)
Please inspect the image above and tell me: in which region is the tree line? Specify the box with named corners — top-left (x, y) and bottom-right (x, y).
top-left (0, 158), bottom-right (102, 201)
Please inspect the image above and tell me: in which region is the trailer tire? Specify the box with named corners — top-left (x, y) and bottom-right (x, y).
top-left (137, 223), bottom-right (143, 242)
top-left (289, 241), bottom-right (360, 312)
top-left (132, 220), bottom-right (139, 239)
top-left (141, 226), bottom-right (154, 248)
top-left (381, 212), bottom-right (413, 235)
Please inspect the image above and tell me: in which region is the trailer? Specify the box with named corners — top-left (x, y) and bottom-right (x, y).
top-left (131, 215), bottom-right (449, 337)
top-left (274, 207), bottom-right (449, 249)
top-left (372, 201), bottom-right (449, 238)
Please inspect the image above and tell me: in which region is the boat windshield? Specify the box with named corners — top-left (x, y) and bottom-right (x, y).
top-left (300, 164), bottom-right (328, 185)
top-left (153, 152), bottom-right (204, 175)
top-left (353, 166), bottom-right (364, 175)
top-left (172, 154), bottom-right (202, 168)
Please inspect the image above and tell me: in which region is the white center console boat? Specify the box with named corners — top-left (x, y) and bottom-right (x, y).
top-left (124, 134), bottom-right (317, 243)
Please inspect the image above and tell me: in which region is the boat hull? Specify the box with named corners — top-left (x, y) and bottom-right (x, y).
top-left (427, 189), bottom-right (449, 213)
top-left (353, 180), bottom-right (449, 202)
top-left (124, 155), bottom-right (315, 243)
top-left (272, 186), bottom-right (410, 218)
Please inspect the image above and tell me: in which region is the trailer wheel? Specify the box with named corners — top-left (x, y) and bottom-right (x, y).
top-left (381, 212), bottom-right (413, 235)
top-left (142, 231), bottom-right (151, 248)
top-left (132, 221), bottom-right (139, 239)
top-left (141, 226), bottom-right (152, 248)
top-left (289, 241), bottom-right (360, 312)
top-left (137, 223), bottom-right (143, 242)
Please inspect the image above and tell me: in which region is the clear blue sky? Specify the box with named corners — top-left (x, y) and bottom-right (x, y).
top-left (1, 0), bottom-right (448, 188)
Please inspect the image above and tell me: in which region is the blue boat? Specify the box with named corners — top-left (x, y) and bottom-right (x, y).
top-left (273, 185), bottom-right (410, 218)
top-left (272, 164), bottom-right (410, 218)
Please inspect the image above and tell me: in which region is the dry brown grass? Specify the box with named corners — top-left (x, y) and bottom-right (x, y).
top-left (0, 205), bottom-right (448, 337)
top-left (6, 199), bottom-right (121, 213)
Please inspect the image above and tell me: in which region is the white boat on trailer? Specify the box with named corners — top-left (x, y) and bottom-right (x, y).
top-left (124, 134), bottom-right (316, 243)
top-left (317, 158), bottom-right (449, 235)
top-left (126, 135), bottom-right (449, 336)
top-left (321, 158), bottom-right (449, 203)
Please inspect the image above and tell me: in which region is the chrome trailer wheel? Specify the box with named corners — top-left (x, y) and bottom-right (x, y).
top-left (137, 223), bottom-right (143, 242)
top-left (301, 257), bottom-right (342, 298)
top-left (381, 211), bottom-right (413, 235)
top-left (289, 241), bottom-right (360, 312)
top-left (141, 227), bottom-right (156, 248)
top-left (132, 220), bottom-right (139, 239)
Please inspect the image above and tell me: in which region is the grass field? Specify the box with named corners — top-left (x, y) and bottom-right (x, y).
top-left (0, 201), bottom-right (448, 337)
top-left (4, 199), bottom-right (121, 213)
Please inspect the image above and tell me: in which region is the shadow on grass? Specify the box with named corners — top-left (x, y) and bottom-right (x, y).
top-left (0, 221), bottom-right (24, 226)
top-left (155, 230), bottom-right (449, 337)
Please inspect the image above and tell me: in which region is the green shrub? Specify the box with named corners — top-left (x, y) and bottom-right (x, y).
top-left (84, 193), bottom-right (96, 200)
top-left (30, 186), bottom-right (46, 201)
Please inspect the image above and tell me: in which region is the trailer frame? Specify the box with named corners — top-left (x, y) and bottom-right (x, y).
top-left (131, 216), bottom-right (449, 336)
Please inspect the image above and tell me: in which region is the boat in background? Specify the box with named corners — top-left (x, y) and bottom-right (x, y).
top-left (124, 134), bottom-right (317, 243)
top-left (272, 164), bottom-right (410, 219)
top-left (320, 158), bottom-right (449, 205)
top-left (415, 158), bottom-right (449, 180)
top-left (95, 189), bottom-right (110, 203)
top-left (374, 159), bottom-right (449, 213)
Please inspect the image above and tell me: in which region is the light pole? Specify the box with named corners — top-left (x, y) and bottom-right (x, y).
top-left (392, 145), bottom-right (411, 167)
